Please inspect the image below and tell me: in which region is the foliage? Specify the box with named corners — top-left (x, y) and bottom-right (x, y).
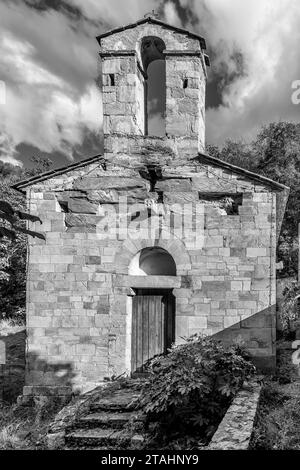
top-left (139, 335), bottom-right (256, 447)
top-left (250, 380), bottom-right (300, 450)
top-left (207, 121), bottom-right (300, 278)
top-left (24, 156), bottom-right (53, 178)
top-left (280, 280), bottom-right (300, 332)
top-left (274, 345), bottom-right (297, 384)
top-left (0, 157), bottom-right (50, 322)
top-left (0, 174), bottom-right (27, 321)
top-left (0, 199), bottom-right (44, 241)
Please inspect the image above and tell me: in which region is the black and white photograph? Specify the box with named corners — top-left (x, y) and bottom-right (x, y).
top-left (0, 0), bottom-right (300, 458)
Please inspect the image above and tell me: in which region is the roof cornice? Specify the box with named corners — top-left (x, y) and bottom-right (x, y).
top-left (96, 17), bottom-right (207, 50)
top-left (11, 150), bottom-right (289, 194)
top-left (12, 154), bottom-right (104, 193)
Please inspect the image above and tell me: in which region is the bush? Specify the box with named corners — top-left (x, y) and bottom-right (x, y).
top-left (139, 335), bottom-right (256, 447)
top-left (280, 280), bottom-right (300, 334)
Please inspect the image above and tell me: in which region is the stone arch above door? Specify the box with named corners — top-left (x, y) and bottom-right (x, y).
top-left (114, 234), bottom-right (191, 275)
top-left (129, 247), bottom-right (176, 276)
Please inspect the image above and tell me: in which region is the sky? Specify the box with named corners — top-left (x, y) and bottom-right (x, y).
top-left (0, 0), bottom-right (300, 169)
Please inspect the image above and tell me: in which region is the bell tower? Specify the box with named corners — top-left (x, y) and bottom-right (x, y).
top-left (96, 16), bottom-right (209, 153)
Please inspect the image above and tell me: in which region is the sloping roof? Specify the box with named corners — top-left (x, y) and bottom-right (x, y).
top-left (96, 16), bottom-right (207, 50)
top-left (12, 154), bottom-right (104, 193)
top-left (12, 151), bottom-right (289, 193)
top-left (197, 152), bottom-right (289, 191)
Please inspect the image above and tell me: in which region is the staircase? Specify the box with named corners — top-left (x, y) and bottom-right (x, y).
top-left (65, 386), bottom-right (146, 449)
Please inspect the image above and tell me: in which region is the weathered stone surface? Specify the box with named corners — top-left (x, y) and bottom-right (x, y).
top-left (155, 178), bottom-right (192, 192)
top-left (65, 214), bottom-right (103, 228)
top-left (0, 329), bottom-right (25, 402)
top-left (163, 191), bottom-right (199, 204)
top-left (68, 198), bottom-right (99, 214)
top-left (0, 340), bottom-right (5, 365)
top-left (74, 177), bottom-right (148, 191)
top-left (87, 190), bottom-right (119, 203)
top-left (208, 381), bottom-right (261, 450)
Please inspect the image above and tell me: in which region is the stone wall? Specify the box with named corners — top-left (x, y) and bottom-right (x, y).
top-left (22, 151), bottom-right (279, 394)
top-left (102, 55), bottom-right (142, 136)
top-left (100, 21), bottom-right (206, 150)
top-left (166, 55), bottom-right (205, 150)
top-left (0, 328), bottom-right (26, 402)
top-left (100, 23), bottom-right (201, 52)
top-left (208, 380), bottom-right (261, 450)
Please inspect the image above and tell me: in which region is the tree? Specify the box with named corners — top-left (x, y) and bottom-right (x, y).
top-left (24, 156), bottom-right (53, 178)
top-left (0, 200), bottom-right (44, 241)
top-left (0, 158), bottom-right (49, 323)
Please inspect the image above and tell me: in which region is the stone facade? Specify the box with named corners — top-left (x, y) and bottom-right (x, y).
top-left (13, 17), bottom-right (288, 396)
top-left (100, 19), bottom-right (206, 151)
top-left (0, 328), bottom-right (25, 402)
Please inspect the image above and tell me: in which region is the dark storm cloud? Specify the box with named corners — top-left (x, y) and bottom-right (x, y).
top-left (0, 0), bottom-right (300, 166)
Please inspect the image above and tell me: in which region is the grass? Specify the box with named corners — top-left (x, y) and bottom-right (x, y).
top-left (0, 400), bottom-right (65, 450)
top-left (250, 379), bottom-right (300, 449)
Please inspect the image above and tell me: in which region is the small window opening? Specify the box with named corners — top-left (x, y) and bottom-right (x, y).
top-left (109, 74), bottom-right (115, 86)
top-left (198, 193), bottom-right (243, 215)
top-left (183, 78), bottom-right (188, 89)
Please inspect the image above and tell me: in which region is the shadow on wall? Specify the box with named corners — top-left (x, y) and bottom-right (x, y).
top-left (0, 329), bottom-right (76, 403)
top-left (0, 329), bottom-right (26, 402)
top-left (26, 352), bottom-right (76, 390)
top-left (212, 305), bottom-right (277, 373)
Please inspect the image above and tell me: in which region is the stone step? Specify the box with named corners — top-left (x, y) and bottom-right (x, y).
top-left (65, 427), bottom-right (144, 448)
top-left (90, 391), bottom-right (140, 412)
top-left (131, 372), bottom-right (149, 379)
top-left (74, 411), bottom-right (144, 429)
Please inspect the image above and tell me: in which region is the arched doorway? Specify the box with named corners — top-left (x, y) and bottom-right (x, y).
top-left (129, 247), bottom-right (176, 373)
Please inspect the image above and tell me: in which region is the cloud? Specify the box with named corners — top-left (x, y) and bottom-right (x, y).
top-left (163, 1), bottom-right (182, 27)
top-left (182, 0), bottom-right (300, 145)
top-left (1, 0), bottom-right (300, 167)
top-left (69, 0), bottom-right (160, 26)
top-left (0, 0), bottom-right (163, 165)
top-left (0, 134), bottom-right (22, 166)
top-left (0, 0), bottom-right (102, 165)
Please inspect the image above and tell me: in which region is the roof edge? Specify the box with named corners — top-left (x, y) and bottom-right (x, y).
top-left (96, 17), bottom-right (206, 50)
top-left (12, 154), bottom-right (104, 193)
top-left (11, 150), bottom-right (289, 194)
top-left (197, 152), bottom-right (289, 191)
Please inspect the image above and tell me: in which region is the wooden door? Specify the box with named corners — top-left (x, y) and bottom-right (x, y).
top-left (131, 289), bottom-right (175, 373)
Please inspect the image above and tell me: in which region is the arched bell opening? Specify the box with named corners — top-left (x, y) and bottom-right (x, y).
top-left (140, 36), bottom-right (166, 137)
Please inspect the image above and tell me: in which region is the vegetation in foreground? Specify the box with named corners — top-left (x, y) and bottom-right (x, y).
top-left (0, 400), bottom-right (63, 450)
top-left (138, 335), bottom-right (256, 449)
top-left (250, 379), bottom-right (300, 450)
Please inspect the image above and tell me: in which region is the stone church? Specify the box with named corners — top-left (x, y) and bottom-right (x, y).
top-left (13, 16), bottom-right (289, 398)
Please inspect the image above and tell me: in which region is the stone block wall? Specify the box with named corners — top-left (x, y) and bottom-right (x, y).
top-left (99, 22), bottom-right (206, 149)
top-left (100, 23), bottom-right (201, 53)
top-left (0, 329), bottom-right (26, 402)
top-left (102, 55), bottom-right (143, 135)
top-left (165, 55), bottom-right (205, 150)
top-left (22, 152), bottom-right (279, 393)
